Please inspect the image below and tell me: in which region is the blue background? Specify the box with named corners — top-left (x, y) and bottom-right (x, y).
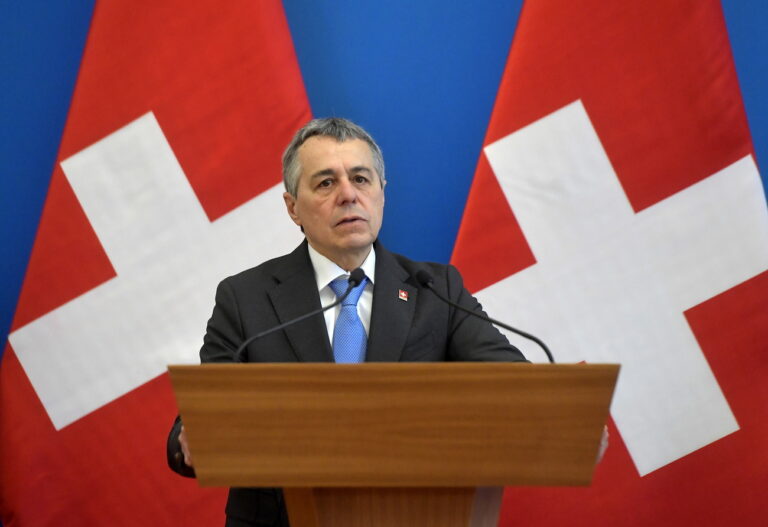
top-left (1, 0), bottom-right (766, 353)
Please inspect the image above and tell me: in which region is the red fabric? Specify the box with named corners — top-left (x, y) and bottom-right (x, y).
top-left (499, 272), bottom-right (768, 526)
top-left (0, 1), bottom-right (311, 525)
top-left (453, 0), bottom-right (752, 289)
top-left (453, 1), bottom-right (767, 524)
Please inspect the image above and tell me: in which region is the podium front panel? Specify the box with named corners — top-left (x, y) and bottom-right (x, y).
top-left (168, 362), bottom-right (619, 487)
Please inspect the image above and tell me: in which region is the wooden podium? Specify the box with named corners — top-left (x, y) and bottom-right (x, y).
top-left (168, 362), bottom-right (619, 527)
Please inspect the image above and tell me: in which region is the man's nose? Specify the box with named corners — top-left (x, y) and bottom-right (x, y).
top-left (336, 176), bottom-right (358, 203)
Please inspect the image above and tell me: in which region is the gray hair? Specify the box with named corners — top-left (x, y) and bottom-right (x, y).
top-left (282, 117), bottom-right (385, 197)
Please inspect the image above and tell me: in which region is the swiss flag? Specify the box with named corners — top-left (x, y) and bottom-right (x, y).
top-left (453, 1), bottom-right (768, 525)
top-left (0, 1), bottom-right (309, 525)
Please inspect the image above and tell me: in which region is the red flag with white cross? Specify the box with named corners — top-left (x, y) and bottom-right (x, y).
top-left (453, 1), bottom-right (768, 525)
top-left (0, 1), bottom-right (308, 525)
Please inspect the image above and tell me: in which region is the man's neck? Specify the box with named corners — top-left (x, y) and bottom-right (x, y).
top-left (310, 243), bottom-right (372, 272)
top-left (307, 242), bottom-right (377, 297)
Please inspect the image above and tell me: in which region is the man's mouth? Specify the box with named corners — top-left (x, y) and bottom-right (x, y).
top-left (336, 216), bottom-right (365, 226)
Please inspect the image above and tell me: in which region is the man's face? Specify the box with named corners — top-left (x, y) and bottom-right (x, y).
top-left (284, 136), bottom-right (385, 267)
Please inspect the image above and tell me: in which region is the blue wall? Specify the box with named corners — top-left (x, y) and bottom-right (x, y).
top-left (2, 0), bottom-right (766, 351)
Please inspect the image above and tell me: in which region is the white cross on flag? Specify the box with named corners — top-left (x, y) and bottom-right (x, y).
top-left (2, 0), bottom-right (768, 526)
top-left (1, 1), bottom-right (308, 524)
top-left (452, 1), bottom-right (768, 524)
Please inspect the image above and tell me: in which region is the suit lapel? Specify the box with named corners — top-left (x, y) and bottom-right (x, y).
top-left (366, 244), bottom-right (417, 362)
top-left (267, 242), bottom-right (334, 362)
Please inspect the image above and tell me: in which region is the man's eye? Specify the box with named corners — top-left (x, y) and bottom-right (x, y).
top-left (318, 179), bottom-right (333, 188)
top-left (354, 175), bottom-right (369, 184)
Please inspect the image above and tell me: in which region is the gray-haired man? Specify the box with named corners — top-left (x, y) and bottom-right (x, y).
top-left (168, 117), bottom-right (526, 527)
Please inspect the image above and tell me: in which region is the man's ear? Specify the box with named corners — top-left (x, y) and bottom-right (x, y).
top-left (283, 192), bottom-right (301, 226)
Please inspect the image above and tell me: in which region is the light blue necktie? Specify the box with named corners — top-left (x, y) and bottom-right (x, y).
top-left (328, 275), bottom-right (368, 363)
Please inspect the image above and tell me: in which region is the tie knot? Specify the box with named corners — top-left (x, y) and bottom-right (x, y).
top-left (329, 275), bottom-right (367, 306)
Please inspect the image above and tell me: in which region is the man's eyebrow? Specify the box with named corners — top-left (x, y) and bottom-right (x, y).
top-left (309, 168), bottom-right (337, 180)
top-left (309, 166), bottom-right (373, 180)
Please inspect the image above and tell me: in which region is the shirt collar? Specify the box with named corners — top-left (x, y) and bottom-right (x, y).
top-left (307, 243), bottom-right (376, 292)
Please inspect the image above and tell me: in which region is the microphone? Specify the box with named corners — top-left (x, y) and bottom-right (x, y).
top-left (415, 270), bottom-right (555, 363)
top-left (236, 268), bottom-right (366, 362)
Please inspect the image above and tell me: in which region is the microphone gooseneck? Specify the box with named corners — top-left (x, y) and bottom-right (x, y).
top-left (236, 267), bottom-right (366, 362)
top-left (415, 270), bottom-right (555, 363)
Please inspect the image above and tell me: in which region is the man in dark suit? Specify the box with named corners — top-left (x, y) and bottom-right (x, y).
top-left (167, 117), bottom-right (526, 526)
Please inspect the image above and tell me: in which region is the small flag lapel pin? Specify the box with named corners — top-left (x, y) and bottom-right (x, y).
top-left (398, 289), bottom-right (409, 301)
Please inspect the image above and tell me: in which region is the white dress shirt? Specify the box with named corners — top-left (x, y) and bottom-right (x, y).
top-left (306, 243), bottom-right (376, 346)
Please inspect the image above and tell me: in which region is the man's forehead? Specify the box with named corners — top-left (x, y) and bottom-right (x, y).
top-left (298, 136), bottom-right (374, 173)
top-left (299, 136), bottom-right (371, 158)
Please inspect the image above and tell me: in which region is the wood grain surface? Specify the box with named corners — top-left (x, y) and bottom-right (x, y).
top-left (283, 487), bottom-right (490, 527)
top-left (169, 362), bottom-right (619, 488)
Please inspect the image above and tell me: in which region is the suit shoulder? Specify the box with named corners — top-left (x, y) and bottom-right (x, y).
top-left (385, 249), bottom-right (458, 285)
top-left (221, 244), bottom-right (307, 290)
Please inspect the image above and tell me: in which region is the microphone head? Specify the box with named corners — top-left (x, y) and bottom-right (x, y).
top-left (415, 270), bottom-right (434, 287)
top-left (349, 268), bottom-right (366, 287)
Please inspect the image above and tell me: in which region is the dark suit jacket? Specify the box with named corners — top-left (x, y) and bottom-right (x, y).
top-left (167, 240), bottom-right (525, 526)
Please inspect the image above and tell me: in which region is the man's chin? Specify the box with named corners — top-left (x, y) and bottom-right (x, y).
top-left (339, 237), bottom-right (374, 251)
top-left (335, 232), bottom-right (377, 251)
